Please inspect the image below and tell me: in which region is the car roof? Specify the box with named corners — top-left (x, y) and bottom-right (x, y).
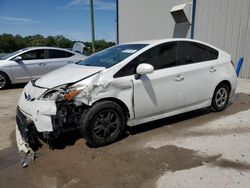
top-left (122, 38), bottom-right (219, 50)
top-left (122, 38), bottom-right (204, 44)
top-left (24, 46), bottom-right (74, 52)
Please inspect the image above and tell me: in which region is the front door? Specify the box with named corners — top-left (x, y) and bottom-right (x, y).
top-left (133, 66), bottom-right (185, 119)
top-left (132, 42), bottom-right (185, 119)
top-left (11, 49), bottom-right (47, 82)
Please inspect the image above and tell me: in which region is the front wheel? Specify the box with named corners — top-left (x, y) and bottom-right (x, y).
top-left (80, 101), bottom-right (126, 147)
top-left (0, 72), bottom-right (10, 89)
top-left (211, 84), bottom-right (230, 112)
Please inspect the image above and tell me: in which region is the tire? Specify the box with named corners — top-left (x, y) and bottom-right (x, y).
top-left (80, 101), bottom-right (126, 147)
top-left (211, 84), bottom-right (230, 112)
top-left (0, 72), bottom-right (10, 89)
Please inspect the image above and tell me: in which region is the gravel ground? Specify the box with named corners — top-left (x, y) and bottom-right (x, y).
top-left (0, 79), bottom-right (249, 188)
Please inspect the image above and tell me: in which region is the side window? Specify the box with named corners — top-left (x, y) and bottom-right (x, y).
top-left (114, 42), bottom-right (178, 78)
top-left (66, 52), bottom-right (75, 57)
top-left (208, 48), bottom-right (219, 60)
top-left (179, 41), bottom-right (218, 65)
top-left (139, 42), bottom-right (178, 70)
top-left (48, 50), bottom-right (73, 58)
top-left (20, 49), bottom-right (45, 60)
top-left (114, 58), bottom-right (140, 78)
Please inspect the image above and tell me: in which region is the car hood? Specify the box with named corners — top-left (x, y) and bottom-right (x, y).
top-left (35, 64), bottom-right (105, 89)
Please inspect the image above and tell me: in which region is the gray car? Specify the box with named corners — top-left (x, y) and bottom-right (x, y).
top-left (0, 47), bottom-right (86, 89)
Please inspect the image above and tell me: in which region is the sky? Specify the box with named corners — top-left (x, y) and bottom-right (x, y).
top-left (0, 0), bottom-right (116, 42)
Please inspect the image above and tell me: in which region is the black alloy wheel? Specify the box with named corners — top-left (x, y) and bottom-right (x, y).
top-left (81, 101), bottom-right (126, 147)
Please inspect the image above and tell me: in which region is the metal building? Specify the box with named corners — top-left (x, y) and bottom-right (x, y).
top-left (117, 0), bottom-right (250, 78)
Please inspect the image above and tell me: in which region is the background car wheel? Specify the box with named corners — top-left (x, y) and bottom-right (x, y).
top-left (211, 84), bottom-right (230, 112)
top-left (80, 101), bottom-right (126, 147)
top-left (0, 72), bottom-right (10, 89)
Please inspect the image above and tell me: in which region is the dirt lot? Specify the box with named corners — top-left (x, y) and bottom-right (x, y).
top-left (0, 80), bottom-right (250, 188)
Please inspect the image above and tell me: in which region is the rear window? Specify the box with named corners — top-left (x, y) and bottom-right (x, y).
top-left (48, 49), bottom-right (74, 59)
top-left (179, 41), bottom-right (219, 65)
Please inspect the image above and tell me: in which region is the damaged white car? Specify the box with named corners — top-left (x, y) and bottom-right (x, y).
top-left (16, 39), bottom-right (237, 152)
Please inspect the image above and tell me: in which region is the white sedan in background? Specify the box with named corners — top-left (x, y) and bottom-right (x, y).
top-left (16, 38), bottom-right (237, 152)
top-left (0, 47), bottom-right (86, 89)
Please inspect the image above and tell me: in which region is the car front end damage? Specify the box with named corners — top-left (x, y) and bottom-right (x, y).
top-left (16, 78), bottom-right (94, 154)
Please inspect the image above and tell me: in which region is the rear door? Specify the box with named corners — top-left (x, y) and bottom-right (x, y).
top-left (11, 49), bottom-right (47, 82)
top-left (178, 41), bottom-right (219, 107)
top-left (45, 49), bottom-right (75, 73)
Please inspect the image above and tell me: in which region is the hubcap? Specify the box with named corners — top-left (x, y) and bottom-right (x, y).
top-left (92, 110), bottom-right (119, 139)
top-left (215, 88), bottom-right (228, 108)
top-left (0, 75), bottom-right (6, 89)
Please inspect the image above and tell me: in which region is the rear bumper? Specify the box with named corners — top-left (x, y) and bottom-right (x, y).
top-left (230, 87), bottom-right (236, 99)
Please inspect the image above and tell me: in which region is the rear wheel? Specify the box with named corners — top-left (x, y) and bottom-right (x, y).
top-left (211, 84), bottom-right (230, 112)
top-left (80, 101), bottom-right (126, 147)
top-left (0, 72), bottom-right (10, 89)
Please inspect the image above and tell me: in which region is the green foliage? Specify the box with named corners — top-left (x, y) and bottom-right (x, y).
top-left (0, 33), bottom-right (115, 53)
top-left (83, 40), bottom-right (116, 54)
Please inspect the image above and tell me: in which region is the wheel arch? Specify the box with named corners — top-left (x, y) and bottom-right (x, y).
top-left (92, 97), bottom-right (130, 121)
top-left (211, 79), bottom-right (232, 103)
top-left (0, 70), bottom-right (12, 85)
top-left (211, 80), bottom-right (231, 111)
top-left (215, 80), bottom-right (232, 93)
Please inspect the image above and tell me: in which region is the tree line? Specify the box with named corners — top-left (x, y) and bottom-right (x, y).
top-left (0, 33), bottom-right (115, 54)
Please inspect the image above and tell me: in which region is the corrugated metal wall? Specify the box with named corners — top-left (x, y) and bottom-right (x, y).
top-left (118, 0), bottom-right (190, 43)
top-left (118, 0), bottom-right (250, 78)
top-left (194, 0), bottom-right (250, 78)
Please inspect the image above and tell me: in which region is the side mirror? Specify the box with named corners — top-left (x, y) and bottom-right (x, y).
top-left (136, 63), bottom-right (154, 75)
top-left (13, 56), bottom-right (22, 61)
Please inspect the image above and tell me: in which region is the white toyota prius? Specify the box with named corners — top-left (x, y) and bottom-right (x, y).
top-left (16, 38), bottom-right (237, 152)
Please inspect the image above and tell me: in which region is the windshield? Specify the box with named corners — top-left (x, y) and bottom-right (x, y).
top-left (0, 48), bottom-right (28, 60)
top-left (78, 44), bottom-right (148, 68)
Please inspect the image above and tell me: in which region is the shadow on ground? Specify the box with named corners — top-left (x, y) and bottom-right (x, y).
top-left (48, 130), bottom-right (82, 150)
top-left (7, 83), bottom-right (26, 89)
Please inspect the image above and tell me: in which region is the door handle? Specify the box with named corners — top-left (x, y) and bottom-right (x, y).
top-left (174, 75), bottom-right (184, 82)
top-left (39, 63), bottom-right (46, 66)
top-left (209, 66), bottom-right (216, 73)
top-left (67, 61), bottom-right (74, 64)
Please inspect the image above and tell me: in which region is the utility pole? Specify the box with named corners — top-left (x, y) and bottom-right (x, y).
top-left (90, 0), bottom-right (96, 53)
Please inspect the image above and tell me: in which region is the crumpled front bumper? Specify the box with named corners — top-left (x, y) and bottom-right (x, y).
top-left (16, 107), bottom-right (41, 152)
top-left (16, 124), bottom-right (31, 154)
top-left (18, 98), bottom-right (57, 132)
top-left (17, 81), bottom-right (57, 132)
top-left (16, 81), bottom-right (85, 153)
top-left (16, 81), bottom-right (58, 152)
